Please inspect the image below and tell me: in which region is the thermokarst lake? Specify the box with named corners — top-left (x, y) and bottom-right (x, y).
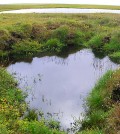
top-left (1, 8), bottom-right (120, 14)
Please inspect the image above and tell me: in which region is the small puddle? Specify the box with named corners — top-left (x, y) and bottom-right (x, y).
top-left (7, 49), bottom-right (119, 131)
top-left (1, 8), bottom-right (120, 14)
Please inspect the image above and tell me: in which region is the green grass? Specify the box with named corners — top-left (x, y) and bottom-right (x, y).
top-left (0, 13), bottom-right (120, 64)
top-left (0, 4), bottom-right (120, 12)
top-left (109, 52), bottom-right (120, 63)
top-left (0, 68), bottom-right (65, 134)
top-left (79, 69), bottom-right (120, 134)
top-left (43, 38), bottom-right (65, 53)
top-left (12, 40), bottom-right (42, 55)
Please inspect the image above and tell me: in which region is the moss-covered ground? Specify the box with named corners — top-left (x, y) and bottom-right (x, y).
top-left (0, 4), bottom-right (120, 12)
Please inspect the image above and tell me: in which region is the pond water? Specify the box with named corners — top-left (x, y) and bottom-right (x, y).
top-left (7, 49), bottom-right (119, 131)
top-left (1, 8), bottom-right (120, 14)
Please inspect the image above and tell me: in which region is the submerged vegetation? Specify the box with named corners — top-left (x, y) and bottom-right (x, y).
top-left (0, 13), bottom-right (120, 65)
top-left (78, 69), bottom-right (120, 134)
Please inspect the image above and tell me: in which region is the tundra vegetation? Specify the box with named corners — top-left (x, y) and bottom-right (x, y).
top-left (0, 68), bottom-right (65, 134)
top-left (0, 13), bottom-right (120, 65)
top-left (0, 12), bottom-right (120, 134)
top-left (0, 4), bottom-right (120, 12)
top-left (77, 69), bottom-right (120, 134)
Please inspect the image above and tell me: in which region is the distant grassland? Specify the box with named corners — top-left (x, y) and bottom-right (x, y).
top-left (0, 4), bottom-right (120, 12)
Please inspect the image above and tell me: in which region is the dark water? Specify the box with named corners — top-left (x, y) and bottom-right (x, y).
top-left (7, 49), bottom-right (119, 131)
top-left (1, 8), bottom-right (120, 14)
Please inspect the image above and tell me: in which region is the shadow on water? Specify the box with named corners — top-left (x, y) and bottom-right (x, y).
top-left (6, 48), bottom-right (120, 133)
top-left (1, 46), bottom-right (115, 69)
top-left (0, 46), bottom-right (83, 67)
top-left (91, 49), bottom-right (106, 59)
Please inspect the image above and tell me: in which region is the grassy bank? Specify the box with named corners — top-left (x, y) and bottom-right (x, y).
top-left (0, 13), bottom-right (120, 65)
top-left (78, 69), bottom-right (120, 134)
top-left (0, 4), bottom-right (120, 12)
top-left (0, 68), bottom-right (65, 134)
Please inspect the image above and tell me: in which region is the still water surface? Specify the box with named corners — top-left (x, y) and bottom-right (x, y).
top-left (1, 8), bottom-right (120, 14)
top-left (7, 49), bottom-right (119, 130)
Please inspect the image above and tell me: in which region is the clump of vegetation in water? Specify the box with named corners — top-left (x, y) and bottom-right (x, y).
top-left (0, 68), bottom-right (65, 134)
top-left (78, 69), bottom-right (120, 134)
